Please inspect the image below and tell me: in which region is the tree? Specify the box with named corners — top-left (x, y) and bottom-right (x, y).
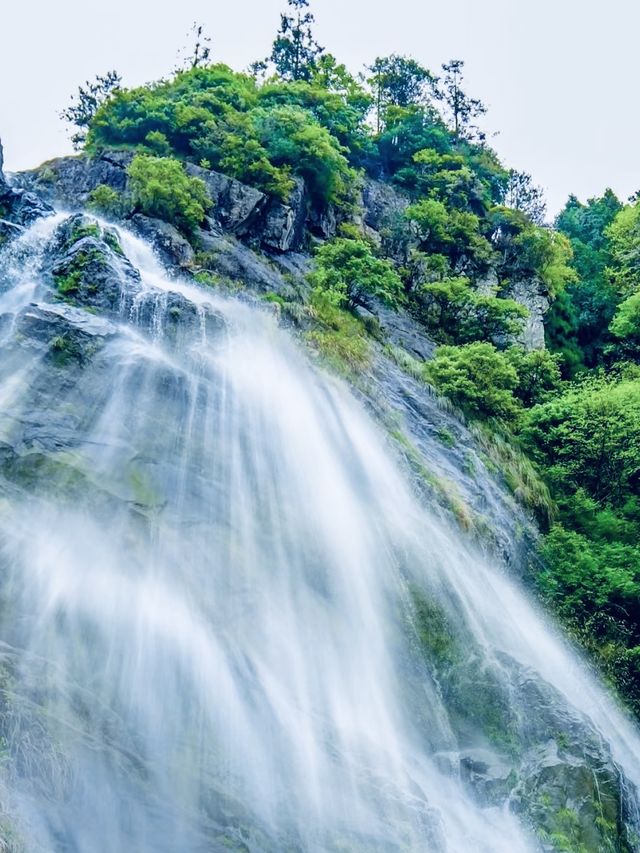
top-left (436, 60), bottom-right (486, 143)
top-left (607, 202), bottom-right (640, 294)
top-left (61, 70), bottom-right (121, 149)
top-left (270, 0), bottom-right (323, 82)
top-left (416, 277), bottom-right (527, 344)
top-left (610, 290), bottom-right (640, 358)
top-left (176, 22), bottom-right (212, 71)
top-left (368, 55), bottom-right (436, 132)
top-left (504, 170), bottom-right (547, 224)
top-left (309, 238), bottom-right (404, 310)
top-left (505, 347), bottom-right (562, 406)
top-left (521, 378), bottom-right (640, 505)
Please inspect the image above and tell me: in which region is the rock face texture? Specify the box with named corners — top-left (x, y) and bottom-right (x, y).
top-left (0, 138), bottom-right (53, 239)
top-left (505, 278), bottom-right (550, 350)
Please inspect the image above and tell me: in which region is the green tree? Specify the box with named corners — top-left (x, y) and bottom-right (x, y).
top-left (503, 170), bottom-right (546, 225)
top-left (61, 70), bottom-right (121, 149)
top-left (310, 238), bottom-right (404, 310)
top-left (127, 154), bottom-right (210, 235)
top-left (610, 290), bottom-right (640, 358)
top-left (368, 55), bottom-right (436, 132)
top-left (425, 342), bottom-right (520, 421)
top-left (270, 0), bottom-right (323, 82)
top-left (607, 202), bottom-right (640, 294)
top-left (551, 190), bottom-right (623, 368)
top-left (436, 60), bottom-right (487, 143)
top-left (416, 277), bottom-right (527, 344)
top-left (521, 378), bottom-right (640, 505)
top-left (505, 347), bottom-right (562, 406)
top-left (176, 22), bottom-right (213, 71)
top-left (406, 198), bottom-right (494, 271)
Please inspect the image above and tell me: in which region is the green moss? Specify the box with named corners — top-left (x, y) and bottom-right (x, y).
top-left (410, 586), bottom-right (461, 668)
top-left (437, 427), bottom-right (456, 448)
top-left (53, 268), bottom-right (82, 296)
top-left (103, 230), bottom-right (124, 255)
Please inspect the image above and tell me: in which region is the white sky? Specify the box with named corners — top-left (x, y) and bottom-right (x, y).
top-left (1, 0), bottom-right (638, 215)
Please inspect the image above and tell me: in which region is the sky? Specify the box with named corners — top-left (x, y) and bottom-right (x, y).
top-left (0, 0), bottom-right (638, 216)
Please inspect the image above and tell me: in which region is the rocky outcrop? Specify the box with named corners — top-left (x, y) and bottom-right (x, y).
top-left (0, 137), bottom-right (53, 234)
top-left (504, 278), bottom-right (550, 351)
top-left (20, 151), bottom-right (316, 254)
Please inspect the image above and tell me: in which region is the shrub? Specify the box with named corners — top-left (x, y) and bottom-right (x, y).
top-left (425, 342), bottom-right (520, 422)
top-left (416, 276), bottom-right (527, 344)
top-left (87, 184), bottom-right (124, 218)
top-left (309, 238), bottom-right (404, 310)
top-left (127, 154), bottom-right (210, 235)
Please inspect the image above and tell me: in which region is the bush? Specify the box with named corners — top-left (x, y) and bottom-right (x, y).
top-left (425, 342), bottom-right (520, 422)
top-left (87, 184), bottom-right (124, 218)
top-left (520, 377), bottom-right (640, 506)
top-left (610, 290), bottom-right (640, 358)
top-left (127, 154), bottom-right (210, 235)
top-left (505, 347), bottom-right (563, 406)
top-left (309, 238), bottom-right (404, 310)
top-left (416, 276), bottom-right (527, 344)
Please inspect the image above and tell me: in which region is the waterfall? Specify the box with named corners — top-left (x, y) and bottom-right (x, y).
top-left (0, 213), bottom-right (637, 852)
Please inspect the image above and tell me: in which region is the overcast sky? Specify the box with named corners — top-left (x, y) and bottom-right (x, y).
top-left (0, 0), bottom-right (637, 215)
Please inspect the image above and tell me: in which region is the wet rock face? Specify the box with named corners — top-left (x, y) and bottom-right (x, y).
top-left (0, 138), bottom-right (54, 233)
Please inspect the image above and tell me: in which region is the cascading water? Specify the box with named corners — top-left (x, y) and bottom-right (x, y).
top-left (0, 212), bottom-right (638, 852)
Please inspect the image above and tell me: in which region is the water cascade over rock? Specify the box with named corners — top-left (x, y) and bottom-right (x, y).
top-left (0, 205), bottom-right (637, 852)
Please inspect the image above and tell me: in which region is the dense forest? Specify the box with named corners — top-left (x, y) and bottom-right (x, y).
top-left (60, 0), bottom-right (640, 720)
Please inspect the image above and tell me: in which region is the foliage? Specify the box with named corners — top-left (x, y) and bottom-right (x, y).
top-left (435, 60), bottom-right (487, 143)
top-left (425, 342), bottom-right (520, 422)
top-left (87, 184), bottom-right (124, 218)
top-left (521, 377), bottom-right (640, 505)
top-left (309, 238), bottom-right (404, 310)
top-left (254, 105), bottom-right (355, 205)
top-left (368, 55), bottom-right (436, 132)
top-left (415, 276), bottom-right (527, 344)
top-left (607, 201), bottom-right (640, 294)
top-left (547, 189), bottom-right (623, 370)
top-left (406, 198), bottom-right (494, 271)
top-left (127, 155), bottom-right (210, 235)
top-left (306, 291), bottom-right (371, 375)
top-left (610, 290), bottom-right (640, 358)
top-left (491, 207), bottom-right (576, 297)
top-left (503, 170), bottom-right (546, 225)
top-left (505, 347), bottom-right (563, 406)
top-left (61, 70), bottom-right (121, 149)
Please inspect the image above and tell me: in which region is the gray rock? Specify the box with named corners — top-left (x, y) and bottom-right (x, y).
top-left (186, 164), bottom-right (267, 235)
top-left (197, 232), bottom-right (289, 294)
top-left (504, 278), bottom-right (550, 351)
top-left (17, 151), bottom-right (131, 209)
top-left (362, 178), bottom-right (410, 232)
top-left (129, 214), bottom-right (195, 270)
top-left (261, 178), bottom-right (308, 252)
top-left (0, 137), bottom-right (53, 227)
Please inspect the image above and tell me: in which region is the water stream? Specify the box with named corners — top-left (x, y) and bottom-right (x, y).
top-left (0, 215), bottom-right (637, 851)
